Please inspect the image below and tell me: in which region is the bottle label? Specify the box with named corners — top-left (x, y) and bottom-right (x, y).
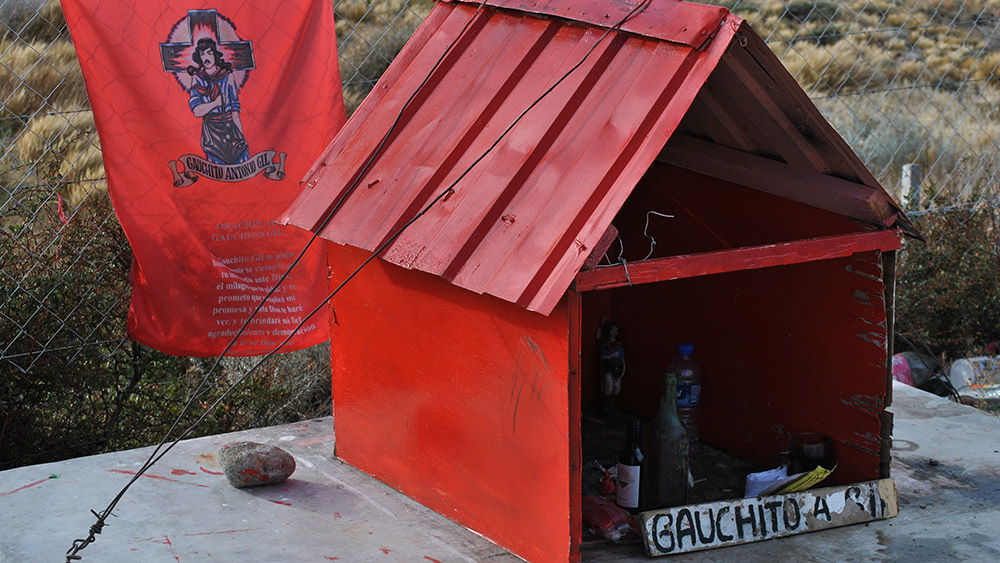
top-left (616, 463), bottom-right (641, 508)
top-left (676, 384), bottom-right (701, 407)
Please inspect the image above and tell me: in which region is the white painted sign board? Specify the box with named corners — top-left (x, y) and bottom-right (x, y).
top-left (638, 478), bottom-right (898, 556)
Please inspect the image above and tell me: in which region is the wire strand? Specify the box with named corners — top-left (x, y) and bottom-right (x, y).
top-left (65, 1), bottom-right (653, 559)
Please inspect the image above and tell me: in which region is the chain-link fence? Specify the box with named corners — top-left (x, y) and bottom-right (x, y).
top-left (2, 0), bottom-right (999, 466)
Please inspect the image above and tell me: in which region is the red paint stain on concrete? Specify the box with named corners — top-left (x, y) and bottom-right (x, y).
top-left (108, 469), bottom-right (208, 488)
top-left (269, 500), bottom-right (292, 506)
top-left (324, 557), bottom-right (340, 560)
top-left (199, 467), bottom-right (224, 476)
top-left (0, 478), bottom-right (49, 496)
top-left (180, 528), bottom-right (256, 537)
top-left (171, 469), bottom-right (197, 476)
top-left (380, 547), bottom-right (392, 554)
top-left (163, 534), bottom-right (181, 562)
top-left (294, 434), bottom-right (335, 447)
top-left (424, 557), bottom-right (443, 563)
top-left (332, 512), bottom-right (342, 518)
top-left (133, 529), bottom-right (257, 544)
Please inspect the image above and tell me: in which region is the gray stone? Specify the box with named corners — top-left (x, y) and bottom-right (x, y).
top-left (218, 441), bottom-right (295, 488)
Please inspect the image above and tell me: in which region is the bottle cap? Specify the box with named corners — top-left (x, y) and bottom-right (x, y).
top-left (678, 342), bottom-right (694, 355)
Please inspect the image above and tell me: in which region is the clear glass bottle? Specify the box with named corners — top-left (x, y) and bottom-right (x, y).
top-left (615, 417), bottom-right (643, 510)
top-left (668, 342), bottom-right (701, 444)
top-left (640, 372), bottom-right (689, 511)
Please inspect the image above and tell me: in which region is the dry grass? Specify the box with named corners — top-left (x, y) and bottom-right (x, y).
top-left (2, 0), bottom-right (99, 206)
top-left (818, 85), bottom-right (1000, 199)
top-left (714, 0), bottom-right (1000, 203)
top-left (12, 111), bottom-right (104, 206)
top-left (0, 38), bottom-right (86, 118)
top-left (334, 0), bottom-right (434, 113)
top-left (2, 0), bottom-right (999, 205)
top-left (1, 31), bottom-right (100, 208)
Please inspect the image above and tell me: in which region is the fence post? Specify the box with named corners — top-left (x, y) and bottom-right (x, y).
top-left (900, 164), bottom-right (921, 210)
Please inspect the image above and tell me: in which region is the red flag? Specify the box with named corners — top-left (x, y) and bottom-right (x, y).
top-left (61, 0), bottom-right (346, 356)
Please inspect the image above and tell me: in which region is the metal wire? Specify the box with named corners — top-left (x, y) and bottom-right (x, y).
top-left (62, 1), bottom-right (657, 558)
top-left (2, 0), bottom-right (997, 370)
top-left (1, 0), bottom-right (999, 546)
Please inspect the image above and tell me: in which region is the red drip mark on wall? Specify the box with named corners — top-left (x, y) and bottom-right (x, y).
top-left (108, 469), bottom-right (209, 488)
top-left (1, 478), bottom-right (50, 496)
top-left (171, 469), bottom-right (197, 476)
top-left (269, 500), bottom-right (292, 506)
top-left (424, 557), bottom-right (443, 562)
top-left (199, 467), bottom-right (225, 476)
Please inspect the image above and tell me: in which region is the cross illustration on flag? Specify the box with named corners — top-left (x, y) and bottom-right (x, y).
top-left (61, 0), bottom-right (346, 356)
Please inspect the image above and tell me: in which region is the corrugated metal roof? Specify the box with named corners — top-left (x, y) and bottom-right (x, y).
top-left (280, 0), bottom-right (911, 316)
top-left (280, 0), bottom-right (736, 315)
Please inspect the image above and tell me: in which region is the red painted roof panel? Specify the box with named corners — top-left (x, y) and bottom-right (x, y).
top-left (281, 1), bottom-right (740, 314)
top-left (457, 0), bottom-right (729, 46)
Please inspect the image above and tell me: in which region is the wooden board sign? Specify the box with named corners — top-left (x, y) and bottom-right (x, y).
top-left (637, 478), bottom-right (898, 556)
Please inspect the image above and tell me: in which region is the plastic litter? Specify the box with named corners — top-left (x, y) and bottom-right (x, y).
top-left (582, 495), bottom-right (638, 542)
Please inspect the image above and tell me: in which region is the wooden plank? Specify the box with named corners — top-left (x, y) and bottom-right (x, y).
top-left (709, 54), bottom-right (827, 171)
top-left (454, 0), bottom-right (729, 47)
top-left (658, 134), bottom-right (893, 227)
top-left (329, 244), bottom-right (573, 563)
top-left (582, 224), bottom-right (618, 270)
top-left (733, 22), bottom-right (878, 191)
top-left (574, 229), bottom-right (902, 292)
top-left (568, 289), bottom-right (583, 563)
top-left (638, 478), bottom-right (899, 557)
top-left (731, 22), bottom-right (919, 240)
top-left (684, 83), bottom-right (758, 153)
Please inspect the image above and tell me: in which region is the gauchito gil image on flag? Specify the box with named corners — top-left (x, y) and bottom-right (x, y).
top-left (60, 0), bottom-right (346, 356)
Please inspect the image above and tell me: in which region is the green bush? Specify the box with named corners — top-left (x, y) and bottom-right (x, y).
top-left (895, 203), bottom-right (1000, 360)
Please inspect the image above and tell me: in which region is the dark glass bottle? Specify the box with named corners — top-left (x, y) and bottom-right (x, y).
top-left (640, 372), bottom-right (688, 511)
top-left (615, 417), bottom-right (643, 510)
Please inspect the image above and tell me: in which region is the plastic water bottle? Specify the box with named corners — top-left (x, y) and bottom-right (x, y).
top-left (668, 342), bottom-right (701, 444)
top-left (949, 356), bottom-right (1000, 391)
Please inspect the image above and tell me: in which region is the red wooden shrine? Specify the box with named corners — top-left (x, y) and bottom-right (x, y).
top-left (281, 2), bottom-right (917, 562)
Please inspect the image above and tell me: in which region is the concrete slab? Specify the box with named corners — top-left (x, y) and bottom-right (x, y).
top-left (0, 419), bottom-right (519, 563)
top-left (2, 382), bottom-right (999, 562)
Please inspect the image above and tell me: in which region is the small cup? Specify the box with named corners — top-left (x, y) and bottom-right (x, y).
top-left (789, 432), bottom-right (834, 475)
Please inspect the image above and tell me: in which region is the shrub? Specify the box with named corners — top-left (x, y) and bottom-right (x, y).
top-left (895, 203), bottom-right (1000, 360)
